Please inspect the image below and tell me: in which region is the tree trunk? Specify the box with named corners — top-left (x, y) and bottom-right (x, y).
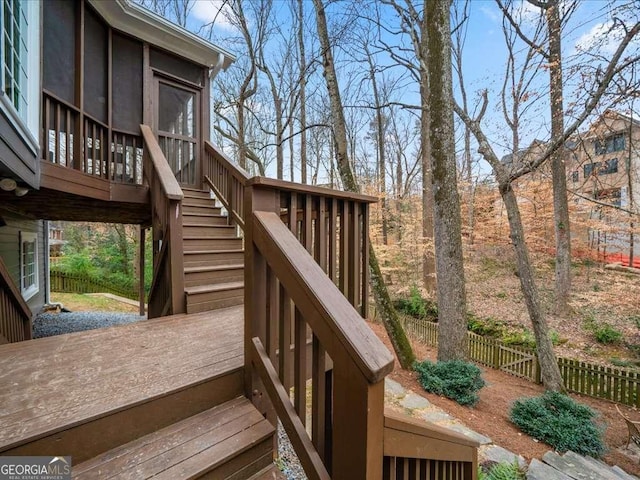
top-left (312, 0), bottom-right (415, 368)
top-left (420, 13), bottom-right (436, 295)
top-left (297, 0), bottom-right (307, 184)
top-left (427, 0), bottom-right (468, 361)
top-left (546, 1), bottom-right (572, 315)
top-left (501, 183), bottom-right (564, 391)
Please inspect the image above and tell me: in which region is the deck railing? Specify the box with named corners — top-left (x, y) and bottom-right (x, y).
top-left (204, 141), bottom-right (478, 479)
top-left (203, 141), bottom-right (249, 229)
top-left (0, 257), bottom-right (32, 343)
top-left (140, 125), bottom-right (185, 318)
top-left (248, 210), bottom-right (393, 479)
top-left (43, 91), bottom-right (143, 184)
top-left (383, 411), bottom-right (478, 480)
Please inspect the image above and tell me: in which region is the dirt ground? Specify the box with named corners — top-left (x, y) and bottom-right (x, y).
top-left (368, 321), bottom-right (640, 476)
top-left (463, 244), bottom-right (640, 367)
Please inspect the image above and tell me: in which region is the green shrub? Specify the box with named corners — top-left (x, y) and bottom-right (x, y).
top-left (467, 314), bottom-right (505, 337)
top-left (414, 360), bottom-right (485, 406)
top-left (510, 391), bottom-right (605, 457)
top-left (478, 461), bottom-right (524, 480)
top-left (593, 323), bottom-right (622, 344)
top-left (394, 285), bottom-right (438, 320)
top-left (502, 329), bottom-right (536, 349)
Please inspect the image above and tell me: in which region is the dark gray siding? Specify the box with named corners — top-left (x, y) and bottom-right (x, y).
top-left (0, 211), bottom-right (46, 315)
top-left (0, 109), bottom-right (39, 188)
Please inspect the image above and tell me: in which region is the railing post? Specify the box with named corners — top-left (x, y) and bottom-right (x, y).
top-left (332, 359), bottom-right (384, 480)
top-left (244, 185), bottom-right (280, 417)
top-left (168, 199), bottom-right (185, 314)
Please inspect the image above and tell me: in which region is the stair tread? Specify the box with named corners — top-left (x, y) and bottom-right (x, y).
top-left (249, 465), bottom-right (286, 479)
top-left (185, 249), bottom-right (244, 255)
top-left (182, 212), bottom-right (226, 217)
top-left (186, 281), bottom-right (244, 295)
top-left (183, 222), bottom-right (230, 227)
top-left (73, 397), bottom-right (274, 480)
top-left (185, 264), bottom-right (244, 273)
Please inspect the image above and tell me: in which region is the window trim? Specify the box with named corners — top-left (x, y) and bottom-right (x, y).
top-left (19, 231), bottom-right (39, 301)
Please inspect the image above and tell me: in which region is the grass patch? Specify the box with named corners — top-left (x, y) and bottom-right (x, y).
top-left (510, 391), bottom-right (605, 457)
top-left (49, 293), bottom-right (139, 313)
top-left (414, 360), bottom-right (485, 406)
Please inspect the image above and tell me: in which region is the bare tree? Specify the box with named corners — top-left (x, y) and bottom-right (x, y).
top-left (312, 0), bottom-right (415, 368)
top-left (455, 4), bottom-right (640, 389)
top-left (427, 0), bottom-right (469, 360)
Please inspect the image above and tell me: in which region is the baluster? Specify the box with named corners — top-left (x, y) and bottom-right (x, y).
top-left (279, 284), bottom-right (292, 390)
top-left (294, 306), bottom-right (306, 424)
top-left (339, 200), bottom-right (349, 298)
top-left (362, 203), bottom-right (370, 318)
top-left (329, 198), bottom-right (338, 283)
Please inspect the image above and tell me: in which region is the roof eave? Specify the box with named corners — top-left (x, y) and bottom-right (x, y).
top-left (89, 0), bottom-right (236, 70)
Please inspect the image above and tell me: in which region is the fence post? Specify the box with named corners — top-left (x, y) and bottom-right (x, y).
top-left (492, 339), bottom-right (500, 369)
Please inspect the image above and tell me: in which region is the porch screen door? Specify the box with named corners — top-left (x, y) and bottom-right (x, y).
top-left (155, 79), bottom-right (200, 186)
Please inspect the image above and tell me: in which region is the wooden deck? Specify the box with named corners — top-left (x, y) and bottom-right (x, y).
top-left (0, 306), bottom-right (243, 460)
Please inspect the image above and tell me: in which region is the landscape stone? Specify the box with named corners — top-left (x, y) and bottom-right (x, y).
top-left (400, 393), bottom-right (431, 410)
top-left (480, 444), bottom-right (527, 469)
top-left (420, 410), bottom-right (452, 423)
top-left (527, 459), bottom-right (573, 480)
top-left (612, 465), bottom-right (639, 480)
top-left (384, 378), bottom-right (407, 398)
top-left (447, 424), bottom-right (491, 445)
top-left (542, 451), bottom-right (620, 480)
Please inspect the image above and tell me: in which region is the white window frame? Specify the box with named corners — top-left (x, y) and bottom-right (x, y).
top-left (20, 231), bottom-right (38, 300)
top-left (0, 0), bottom-right (40, 154)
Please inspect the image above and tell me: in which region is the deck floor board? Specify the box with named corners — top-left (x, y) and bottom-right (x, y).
top-left (0, 306), bottom-right (244, 451)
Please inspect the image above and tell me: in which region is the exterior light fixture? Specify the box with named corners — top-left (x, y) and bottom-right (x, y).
top-left (14, 186), bottom-right (29, 197)
top-left (0, 177), bottom-right (17, 191)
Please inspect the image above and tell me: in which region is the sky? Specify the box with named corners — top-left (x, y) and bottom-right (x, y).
top-left (154, 0), bottom-right (640, 181)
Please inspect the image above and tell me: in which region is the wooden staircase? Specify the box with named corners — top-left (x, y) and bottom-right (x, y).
top-left (182, 188), bottom-right (245, 314)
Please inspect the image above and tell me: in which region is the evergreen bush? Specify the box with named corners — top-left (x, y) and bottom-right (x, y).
top-left (478, 461), bottom-right (524, 480)
top-left (414, 359), bottom-right (485, 406)
top-left (509, 391), bottom-right (605, 457)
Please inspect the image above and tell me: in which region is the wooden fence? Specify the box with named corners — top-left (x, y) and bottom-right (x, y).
top-left (400, 316), bottom-right (640, 407)
top-left (50, 270), bottom-right (138, 301)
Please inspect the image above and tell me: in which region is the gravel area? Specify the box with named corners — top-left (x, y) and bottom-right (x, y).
top-left (277, 422), bottom-right (306, 479)
top-left (33, 311), bottom-right (145, 338)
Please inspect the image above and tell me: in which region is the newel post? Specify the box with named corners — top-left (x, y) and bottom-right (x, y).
top-left (244, 183), bottom-right (279, 417)
top-left (332, 359), bottom-right (384, 480)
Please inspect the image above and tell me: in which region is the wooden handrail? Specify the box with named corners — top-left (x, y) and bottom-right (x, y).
top-left (204, 141), bottom-right (251, 183)
top-left (140, 125), bottom-right (183, 201)
top-left (0, 256), bottom-right (32, 342)
top-left (141, 125), bottom-right (185, 318)
top-left (253, 211), bottom-right (393, 382)
top-left (248, 176), bottom-right (378, 203)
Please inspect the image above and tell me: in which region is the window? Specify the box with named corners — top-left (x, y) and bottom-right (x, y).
top-left (1, 0), bottom-right (38, 143)
top-left (2, 0), bottom-right (28, 116)
top-left (571, 171), bottom-right (579, 183)
top-left (599, 158), bottom-right (618, 175)
top-left (595, 134), bottom-right (625, 155)
top-left (583, 162), bottom-right (601, 178)
top-left (20, 231), bottom-right (38, 300)
top-left (595, 188), bottom-right (622, 207)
